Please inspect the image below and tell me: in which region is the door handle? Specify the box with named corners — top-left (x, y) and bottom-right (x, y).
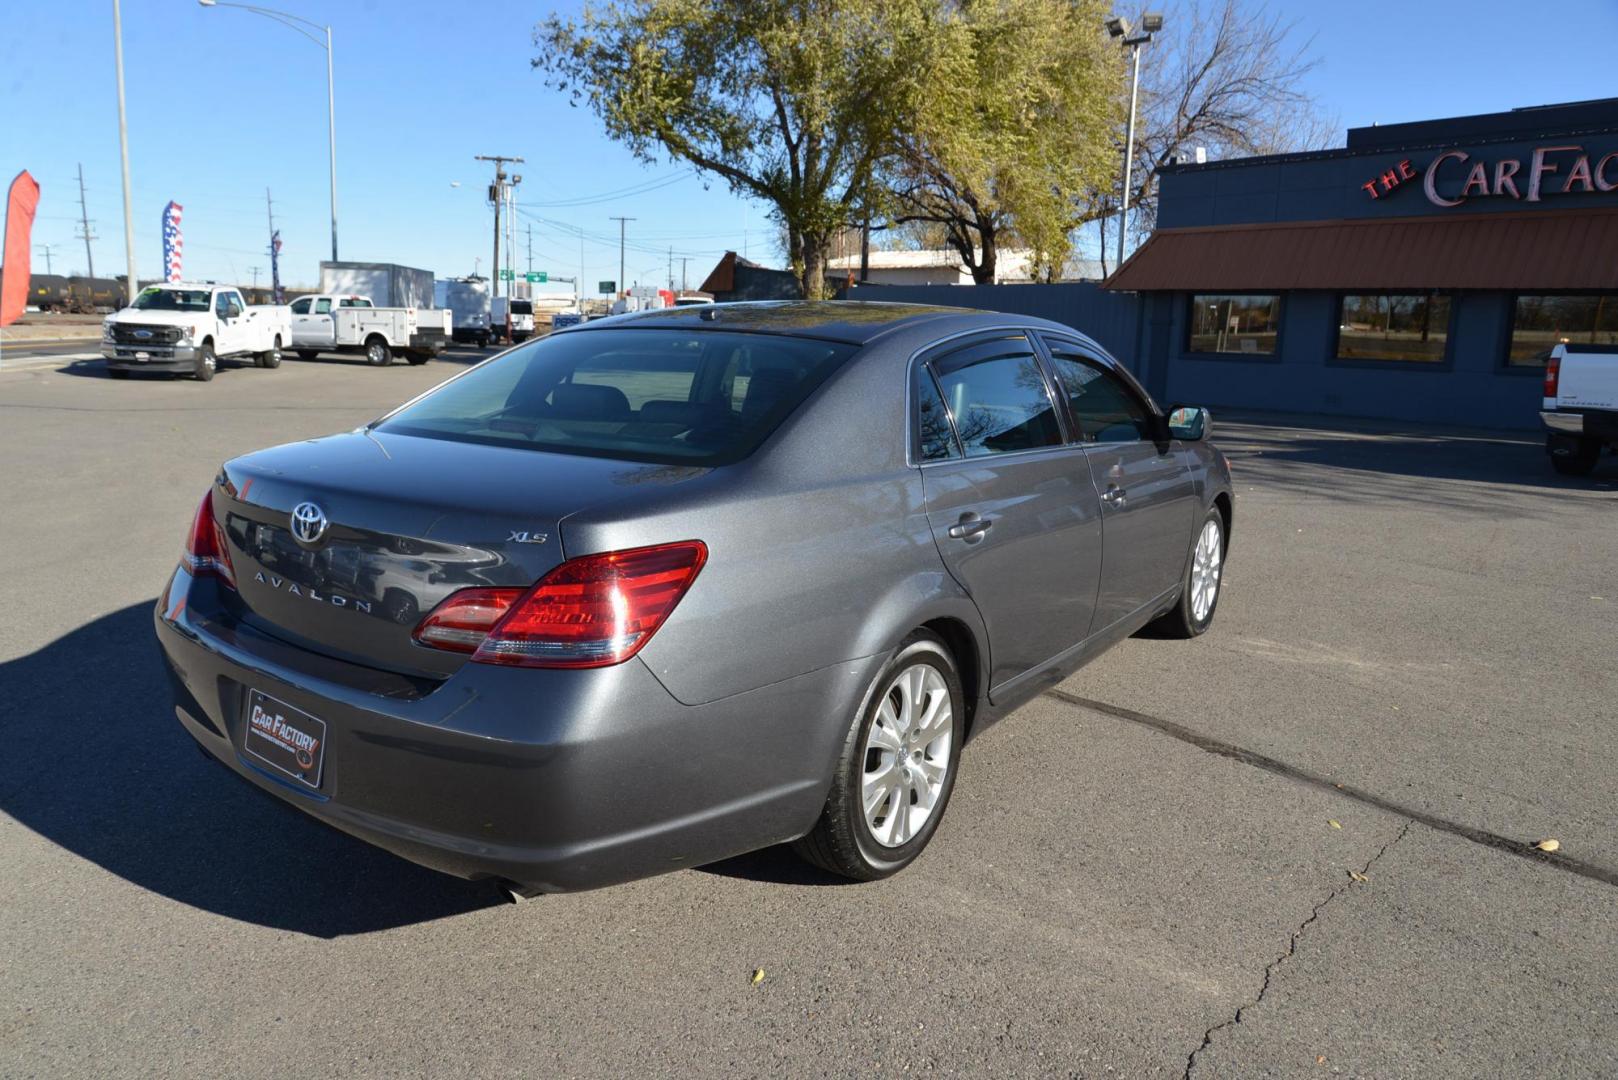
top-left (947, 513), bottom-right (993, 542)
top-left (1102, 485), bottom-right (1127, 505)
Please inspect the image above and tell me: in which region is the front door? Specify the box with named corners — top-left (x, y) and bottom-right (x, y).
top-left (1039, 335), bottom-right (1197, 632)
top-left (213, 290), bottom-right (246, 354)
top-left (916, 332), bottom-right (1104, 690)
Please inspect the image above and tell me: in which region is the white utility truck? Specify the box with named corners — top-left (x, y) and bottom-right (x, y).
top-left (1541, 342), bottom-right (1618, 475)
top-left (288, 293), bottom-right (451, 366)
top-left (102, 282), bottom-right (290, 382)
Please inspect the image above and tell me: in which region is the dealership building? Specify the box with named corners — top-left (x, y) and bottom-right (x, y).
top-left (1107, 98), bottom-right (1618, 429)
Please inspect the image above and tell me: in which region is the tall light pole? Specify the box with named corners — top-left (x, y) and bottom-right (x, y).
top-left (198, 0), bottom-right (339, 262)
top-left (609, 217), bottom-right (635, 296)
top-left (112, 0), bottom-right (139, 302)
top-left (1107, 13), bottom-right (1163, 272)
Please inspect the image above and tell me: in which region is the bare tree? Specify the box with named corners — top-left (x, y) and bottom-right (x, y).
top-left (1084, 0), bottom-right (1335, 270)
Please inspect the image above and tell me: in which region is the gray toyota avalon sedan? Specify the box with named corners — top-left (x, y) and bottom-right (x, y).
top-left (156, 301), bottom-right (1232, 893)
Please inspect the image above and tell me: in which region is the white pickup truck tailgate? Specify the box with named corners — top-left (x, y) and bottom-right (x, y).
top-left (1548, 347), bottom-right (1618, 411)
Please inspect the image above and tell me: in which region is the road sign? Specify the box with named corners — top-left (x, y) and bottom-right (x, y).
top-left (525, 272), bottom-right (547, 283)
top-left (599, 280), bottom-right (616, 294)
top-left (498, 269), bottom-right (515, 281)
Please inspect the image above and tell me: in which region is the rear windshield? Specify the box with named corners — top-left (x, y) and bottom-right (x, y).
top-left (374, 328), bottom-right (857, 465)
top-left (510, 301), bottom-right (533, 315)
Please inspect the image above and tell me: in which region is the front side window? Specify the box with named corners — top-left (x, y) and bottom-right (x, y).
top-left (1337, 294), bottom-right (1451, 362)
top-left (1044, 346), bottom-right (1151, 443)
top-left (1508, 294), bottom-right (1618, 366)
top-left (1189, 294), bottom-right (1281, 355)
top-left (930, 338), bottom-right (1062, 457)
top-left (290, 298), bottom-right (312, 315)
top-left (374, 328), bottom-right (855, 466)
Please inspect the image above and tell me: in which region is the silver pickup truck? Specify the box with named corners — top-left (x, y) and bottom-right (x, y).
top-left (1542, 343), bottom-right (1618, 476)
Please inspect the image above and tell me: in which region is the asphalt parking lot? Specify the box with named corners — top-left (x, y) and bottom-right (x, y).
top-left (3, 346), bottom-right (1616, 1078)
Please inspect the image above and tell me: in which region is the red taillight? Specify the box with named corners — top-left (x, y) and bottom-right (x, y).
top-left (182, 488), bottom-right (235, 586)
top-left (1544, 354), bottom-right (1561, 398)
top-left (412, 541), bottom-right (707, 668)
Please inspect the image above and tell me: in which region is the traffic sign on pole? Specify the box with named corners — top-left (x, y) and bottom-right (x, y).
top-left (525, 271), bottom-right (547, 283)
top-left (598, 280), bottom-right (616, 294)
top-left (499, 268), bottom-right (515, 281)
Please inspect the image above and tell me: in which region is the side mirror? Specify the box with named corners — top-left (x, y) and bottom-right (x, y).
top-left (1167, 405), bottom-right (1211, 441)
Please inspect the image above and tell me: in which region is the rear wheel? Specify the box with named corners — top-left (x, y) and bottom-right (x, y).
top-left (1151, 507), bottom-right (1225, 638)
top-left (793, 631), bottom-right (964, 881)
top-left (365, 337), bottom-right (391, 366)
top-left (193, 341), bottom-right (216, 382)
top-left (405, 350), bottom-right (430, 366)
top-left (1551, 436), bottom-right (1601, 476)
top-left (256, 335), bottom-right (282, 369)
top-left (296, 350), bottom-right (320, 362)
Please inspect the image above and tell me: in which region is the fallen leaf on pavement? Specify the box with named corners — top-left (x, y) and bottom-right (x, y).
top-left (1327, 819), bottom-right (1342, 830)
top-left (751, 968), bottom-right (766, 985)
top-left (1534, 839), bottom-right (1560, 853)
top-left (1348, 870), bottom-right (1368, 882)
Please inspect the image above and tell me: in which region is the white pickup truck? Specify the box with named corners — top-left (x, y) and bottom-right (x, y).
top-left (1541, 343), bottom-right (1618, 475)
top-left (288, 293), bottom-right (451, 366)
top-left (102, 283), bottom-right (290, 382)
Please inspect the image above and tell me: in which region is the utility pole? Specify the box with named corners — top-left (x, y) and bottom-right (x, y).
top-left (608, 216), bottom-right (634, 296)
top-left (667, 246), bottom-right (673, 291)
top-left (248, 266), bottom-right (262, 292)
top-left (112, 0), bottom-right (139, 303)
top-left (681, 257), bottom-right (688, 292)
top-left (475, 155), bottom-right (523, 299)
top-left (526, 223), bottom-right (534, 275)
top-left (75, 163), bottom-right (97, 280)
top-left (36, 243), bottom-right (54, 276)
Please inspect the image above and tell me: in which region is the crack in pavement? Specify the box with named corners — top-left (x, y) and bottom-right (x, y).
top-left (1042, 689), bottom-right (1618, 889)
top-left (1181, 820), bottom-right (1414, 1079)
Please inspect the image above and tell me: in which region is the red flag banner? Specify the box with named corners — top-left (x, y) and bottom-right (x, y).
top-left (1, 170), bottom-right (42, 327)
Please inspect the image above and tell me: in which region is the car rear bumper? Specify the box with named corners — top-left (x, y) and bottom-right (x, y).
top-left (104, 342), bottom-right (198, 370)
top-left (154, 571), bottom-right (865, 891)
top-left (1542, 409), bottom-right (1618, 441)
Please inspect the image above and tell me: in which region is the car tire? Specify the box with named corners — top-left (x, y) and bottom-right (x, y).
top-left (1551, 437), bottom-right (1601, 477)
top-left (365, 337), bottom-right (391, 366)
top-left (793, 630), bottom-right (965, 881)
top-left (256, 335), bottom-right (282, 369)
top-left (107, 367), bottom-right (130, 379)
top-left (405, 350), bottom-right (430, 366)
top-left (193, 341), bottom-right (216, 382)
top-left (1150, 505), bottom-right (1226, 638)
top-left (297, 350), bottom-right (320, 362)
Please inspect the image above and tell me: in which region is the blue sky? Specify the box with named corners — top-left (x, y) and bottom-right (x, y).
top-left (5, 0), bottom-right (1617, 294)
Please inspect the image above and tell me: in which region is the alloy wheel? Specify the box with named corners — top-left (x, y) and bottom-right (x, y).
top-left (861, 663), bottom-right (953, 848)
top-left (1191, 518), bottom-right (1222, 622)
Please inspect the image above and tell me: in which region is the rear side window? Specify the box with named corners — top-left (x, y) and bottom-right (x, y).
top-left (1044, 343), bottom-right (1151, 443)
top-left (914, 366), bottom-right (960, 461)
top-left (314, 298), bottom-right (332, 315)
top-left (929, 337), bottom-right (1062, 457)
top-left (375, 328), bottom-right (856, 466)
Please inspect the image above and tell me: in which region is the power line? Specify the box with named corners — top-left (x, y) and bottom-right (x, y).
top-left (524, 169), bottom-right (693, 208)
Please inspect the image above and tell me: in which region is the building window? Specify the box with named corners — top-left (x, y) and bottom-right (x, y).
top-left (1336, 294), bottom-right (1451, 363)
top-left (1508, 295), bottom-right (1618, 366)
top-left (1188, 295), bottom-right (1280, 355)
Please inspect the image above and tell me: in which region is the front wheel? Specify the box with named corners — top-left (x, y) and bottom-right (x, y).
top-left (793, 631), bottom-right (964, 881)
top-left (1150, 507), bottom-right (1226, 638)
top-left (256, 335), bottom-right (282, 369)
top-left (193, 341), bottom-right (216, 382)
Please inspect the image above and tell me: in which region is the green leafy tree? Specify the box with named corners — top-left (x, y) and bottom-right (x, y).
top-left (535, 0), bottom-right (942, 298)
top-left (886, 0), bottom-right (1122, 283)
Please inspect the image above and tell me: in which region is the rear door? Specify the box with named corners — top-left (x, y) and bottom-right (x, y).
top-left (1038, 335), bottom-right (1197, 632)
top-left (916, 332), bottom-right (1104, 689)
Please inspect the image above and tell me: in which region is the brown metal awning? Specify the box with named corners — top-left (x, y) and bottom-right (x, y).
top-left (1105, 207), bottom-right (1618, 292)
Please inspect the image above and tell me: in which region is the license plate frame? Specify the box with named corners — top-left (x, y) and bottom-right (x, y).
top-left (242, 689), bottom-right (327, 790)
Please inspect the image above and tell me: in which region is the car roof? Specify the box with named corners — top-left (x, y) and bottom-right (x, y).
top-left (569, 300), bottom-right (977, 345)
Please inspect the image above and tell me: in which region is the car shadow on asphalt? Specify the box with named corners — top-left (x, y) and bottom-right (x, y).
top-left (0, 601), bottom-right (504, 937)
top-left (695, 845), bottom-right (855, 887)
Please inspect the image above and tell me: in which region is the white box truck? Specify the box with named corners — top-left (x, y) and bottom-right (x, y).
top-left (436, 277), bottom-right (493, 347)
top-left (318, 261), bottom-right (436, 309)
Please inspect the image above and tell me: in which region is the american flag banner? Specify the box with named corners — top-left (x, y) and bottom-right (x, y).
top-left (270, 230), bottom-right (283, 304)
top-left (161, 200), bottom-right (184, 282)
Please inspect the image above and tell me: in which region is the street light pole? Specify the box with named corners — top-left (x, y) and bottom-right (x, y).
top-left (1107, 13), bottom-right (1163, 273)
top-left (113, 0), bottom-right (139, 303)
top-left (198, 0), bottom-right (338, 261)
